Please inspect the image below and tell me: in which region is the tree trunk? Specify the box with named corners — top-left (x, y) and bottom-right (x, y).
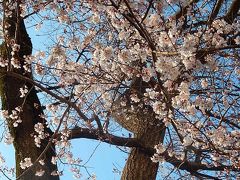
top-left (112, 78), bottom-right (166, 180)
top-left (0, 1), bottom-right (59, 179)
top-left (121, 120), bottom-right (165, 180)
top-left (2, 75), bottom-right (59, 180)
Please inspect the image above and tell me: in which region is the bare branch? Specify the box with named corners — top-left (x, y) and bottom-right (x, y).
top-left (7, 71), bottom-right (90, 122)
top-left (224, 0), bottom-right (240, 24)
top-left (208, 0), bottom-right (223, 24)
top-left (66, 127), bottom-right (239, 173)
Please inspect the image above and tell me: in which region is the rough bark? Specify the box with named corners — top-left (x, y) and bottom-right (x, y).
top-left (121, 123), bottom-right (165, 180)
top-left (0, 1), bottom-right (59, 179)
top-left (113, 78), bottom-right (166, 180)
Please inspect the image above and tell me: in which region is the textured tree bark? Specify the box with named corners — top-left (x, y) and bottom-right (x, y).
top-left (112, 78), bottom-right (166, 180)
top-left (0, 1), bottom-right (59, 179)
top-left (3, 75), bottom-right (59, 180)
top-left (121, 123), bottom-right (165, 180)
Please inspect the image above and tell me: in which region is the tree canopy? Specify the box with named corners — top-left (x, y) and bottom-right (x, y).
top-left (0, 0), bottom-right (239, 179)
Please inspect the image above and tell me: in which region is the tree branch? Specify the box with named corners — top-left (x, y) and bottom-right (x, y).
top-left (7, 71), bottom-right (90, 122)
top-left (224, 0), bottom-right (240, 24)
top-left (65, 127), bottom-right (239, 172)
top-left (174, 0), bottom-right (199, 20)
top-left (141, 0), bottom-right (153, 22)
top-left (208, 0), bottom-right (223, 24)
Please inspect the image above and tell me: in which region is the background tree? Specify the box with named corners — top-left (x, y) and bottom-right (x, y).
top-left (0, 0), bottom-right (239, 180)
top-left (0, 0), bottom-right (59, 179)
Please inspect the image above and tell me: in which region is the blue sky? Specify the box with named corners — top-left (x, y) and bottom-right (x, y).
top-left (0, 133), bottom-right (127, 179)
top-left (0, 18), bottom-right (128, 180)
top-left (27, 20), bottom-right (127, 180)
top-left (65, 139), bottom-right (126, 179)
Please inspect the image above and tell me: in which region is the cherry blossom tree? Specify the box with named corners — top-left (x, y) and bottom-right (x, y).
top-left (0, 0), bottom-right (239, 179)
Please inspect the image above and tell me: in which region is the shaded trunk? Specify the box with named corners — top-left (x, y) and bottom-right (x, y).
top-left (2, 74), bottom-right (59, 180)
top-left (0, 1), bottom-right (59, 179)
top-left (112, 78), bottom-right (166, 180)
top-left (121, 122), bottom-right (165, 180)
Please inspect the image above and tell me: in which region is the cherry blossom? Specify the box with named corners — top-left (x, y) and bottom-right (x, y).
top-left (0, 0), bottom-right (239, 179)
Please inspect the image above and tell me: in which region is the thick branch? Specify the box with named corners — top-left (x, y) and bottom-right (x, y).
top-left (68, 127), bottom-right (145, 150)
top-left (208, 0), bottom-right (223, 24)
top-left (6, 71), bottom-right (239, 173)
top-left (65, 127), bottom-right (239, 172)
top-left (224, 0), bottom-right (240, 24)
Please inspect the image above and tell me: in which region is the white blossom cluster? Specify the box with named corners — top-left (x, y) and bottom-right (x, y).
top-left (70, 167), bottom-right (81, 179)
top-left (9, 107), bottom-right (22, 127)
top-left (151, 144), bottom-right (166, 163)
top-left (29, 0), bottom-right (238, 174)
top-left (20, 158), bottom-right (33, 170)
top-left (35, 169), bottom-right (45, 177)
top-left (34, 123), bottom-right (46, 147)
top-left (4, 132), bottom-right (14, 145)
top-left (19, 85), bottom-right (28, 98)
top-left (1, 0), bottom-right (239, 179)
